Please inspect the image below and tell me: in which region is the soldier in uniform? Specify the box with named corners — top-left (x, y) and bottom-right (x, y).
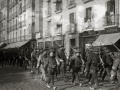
top-left (88, 49), bottom-right (101, 90)
top-left (111, 52), bottom-right (120, 90)
top-left (102, 48), bottom-right (113, 81)
top-left (45, 48), bottom-right (57, 90)
top-left (30, 48), bottom-right (38, 72)
top-left (56, 45), bottom-right (67, 81)
top-left (69, 49), bottom-right (82, 85)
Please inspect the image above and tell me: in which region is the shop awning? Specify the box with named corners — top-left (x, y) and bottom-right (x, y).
top-left (92, 33), bottom-right (120, 46)
top-left (4, 41), bottom-right (29, 49)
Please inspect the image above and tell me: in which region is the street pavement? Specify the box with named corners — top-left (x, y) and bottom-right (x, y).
top-left (0, 65), bottom-right (116, 90)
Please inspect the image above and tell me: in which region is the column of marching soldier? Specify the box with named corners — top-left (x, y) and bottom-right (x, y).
top-left (0, 44), bottom-right (120, 90)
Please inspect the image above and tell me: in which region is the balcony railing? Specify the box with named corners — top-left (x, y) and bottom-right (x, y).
top-left (22, 5), bottom-right (26, 12)
top-left (22, 20), bottom-right (26, 26)
top-left (67, 0), bottom-right (76, 8)
top-left (103, 14), bottom-right (120, 27)
top-left (67, 23), bottom-right (76, 33)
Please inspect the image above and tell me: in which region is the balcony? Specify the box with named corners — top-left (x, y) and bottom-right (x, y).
top-left (22, 5), bottom-right (26, 12)
top-left (17, 11), bottom-right (19, 16)
top-left (20, 22), bottom-right (22, 28)
top-left (19, 9), bottom-right (22, 14)
top-left (82, 0), bottom-right (94, 3)
top-left (67, 23), bottom-right (76, 34)
top-left (22, 20), bottom-right (26, 27)
top-left (14, 12), bottom-right (17, 17)
top-left (67, 0), bottom-right (76, 9)
top-left (17, 23), bottom-right (20, 29)
top-left (14, 25), bottom-right (16, 30)
top-left (45, 30), bottom-right (51, 37)
top-left (103, 14), bottom-right (120, 27)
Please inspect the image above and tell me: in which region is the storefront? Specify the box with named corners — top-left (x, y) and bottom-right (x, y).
top-left (92, 27), bottom-right (120, 56)
top-left (79, 30), bottom-right (99, 57)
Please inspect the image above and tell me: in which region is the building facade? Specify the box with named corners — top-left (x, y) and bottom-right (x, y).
top-left (0, 0), bottom-right (8, 43)
top-left (41, 0), bottom-right (120, 56)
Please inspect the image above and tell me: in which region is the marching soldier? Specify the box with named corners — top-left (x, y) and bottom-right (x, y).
top-left (102, 47), bottom-right (113, 81)
top-left (31, 48), bottom-right (38, 72)
top-left (111, 52), bottom-right (120, 90)
top-left (85, 48), bottom-right (101, 90)
top-left (56, 45), bottom-right (67, 81)
top-left (45, 48), bottom-right (57, 90)
top-left (69, 49), bottom-right (82, 85)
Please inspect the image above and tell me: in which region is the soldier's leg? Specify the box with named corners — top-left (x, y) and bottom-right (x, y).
top-left (102, 68), bottom-right (107, 81)
top-left (76, 71), bottom-right (80, 83)
top-left (114, 74), bottom-right (120, 90)
top-left (72, 72), bottom-right (76, 83)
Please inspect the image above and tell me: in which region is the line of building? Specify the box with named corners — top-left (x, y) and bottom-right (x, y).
top-left (0, 0), bottom-right (120, 57)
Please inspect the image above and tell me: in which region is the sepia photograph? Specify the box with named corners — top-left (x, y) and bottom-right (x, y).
top-left (0, 0), bottom-right (119, 90)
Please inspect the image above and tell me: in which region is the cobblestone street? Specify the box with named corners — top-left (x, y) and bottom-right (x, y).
top-left (0, 65), bottom-right (116, 90)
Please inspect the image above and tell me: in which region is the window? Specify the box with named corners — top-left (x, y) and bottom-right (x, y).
top-left (46, 21), bottom-right (51, 36)
top-left (107, 0), bottom-right (115, 14)
top-left (68, 0), bottom-right (76, 7)
top-left (48, 1), bottom-right (51, 15)
top-left (24, 29), bottom-right (26, 36)
top-left (70, 13), bottom-right (74, 24)
top-left (56, 0), bottom-right (62, 11)
top-left (86, 7), bottom-right (92, 20)
top-left (24, 14), bottom-right (26, 20)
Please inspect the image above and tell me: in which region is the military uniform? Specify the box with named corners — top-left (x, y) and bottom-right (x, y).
top-left (102, 49), bottom-right (113, 81)
top-left (56, 45), bottom-right (67, 80)
top-left (45, 48), bottom-right (57, 90)
top-left (30, 48), bottom-right (38, 72)
top-left (111, 54), bottom-right (120, 90)
top-left (69, 50), bottom-right (82, 85)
